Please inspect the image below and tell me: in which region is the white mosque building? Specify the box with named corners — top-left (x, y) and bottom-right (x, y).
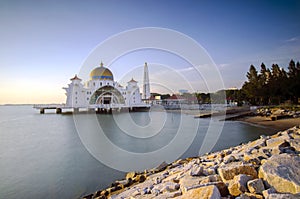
top-left (62, 62), bottom-right (151, 113)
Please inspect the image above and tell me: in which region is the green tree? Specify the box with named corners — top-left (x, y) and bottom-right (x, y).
top-left (287, 60), bottom-right (300, 103)
top-left (242, 65), bottom-right (259, 105)
top-left (258, 63), bottom-right (271, 105)
top-left (268, 64), bottom-right (288, 104)
top-left (195, 93), bottom-right (211, 104)
top-left (241, 59), bottom-right (300, 105)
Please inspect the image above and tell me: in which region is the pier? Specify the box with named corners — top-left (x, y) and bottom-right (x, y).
top-left (33, 104), bottom-right (150, 114)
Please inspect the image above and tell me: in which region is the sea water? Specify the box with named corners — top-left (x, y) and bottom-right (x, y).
top-left (0, 105), bottom-right (275, 199)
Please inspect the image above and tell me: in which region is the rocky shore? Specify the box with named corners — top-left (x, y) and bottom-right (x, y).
top-left (84, 126), bottom-right (300, 199)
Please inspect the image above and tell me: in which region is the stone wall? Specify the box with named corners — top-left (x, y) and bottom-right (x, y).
top-left (83, 126), bottom-right (300, 199)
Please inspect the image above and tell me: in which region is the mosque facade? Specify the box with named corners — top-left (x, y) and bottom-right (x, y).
top-left (63, 62), bottom-right (151, 111)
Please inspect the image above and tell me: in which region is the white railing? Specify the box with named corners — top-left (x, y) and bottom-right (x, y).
top-left (33, 104), bottom-right (65, 109)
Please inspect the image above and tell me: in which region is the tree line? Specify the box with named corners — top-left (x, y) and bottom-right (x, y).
top-left (151, 59), bottom-right (300, 106)
top-left (241, 59), bottom-right (300, 105)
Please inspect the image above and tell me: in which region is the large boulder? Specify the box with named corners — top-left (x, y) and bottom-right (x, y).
top-left (228, 174), bottom-right (253, 196)
top-left (266, 136), bottom-right (287, 148)
top-left (218, 162), bottom-right (257, 182)
top-left (258, 153), bottom-right (300, 194)
top-left (181, 185), bottom-right (221, 199)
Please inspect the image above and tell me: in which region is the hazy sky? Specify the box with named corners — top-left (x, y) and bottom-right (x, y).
top-left (1, 0), bottom-right (300, 104)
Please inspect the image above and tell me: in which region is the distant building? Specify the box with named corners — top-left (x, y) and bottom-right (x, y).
top-left (227, 87), bottom-right (238, 90)
top-left (63, 62), bottom-right (150, 110)
top-left (178, 89), bottom-right (188, 95)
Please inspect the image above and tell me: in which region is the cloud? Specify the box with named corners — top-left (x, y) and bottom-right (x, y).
top-left (285, 36), bottom-right (299, 43)
top-left (218, 63), bottom-right (229, 68)
top-left (176, 66), bottom-right (195, 72)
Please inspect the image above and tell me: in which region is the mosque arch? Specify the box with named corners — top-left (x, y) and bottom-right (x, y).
top-left (89, 86), bottom-right (125, 105)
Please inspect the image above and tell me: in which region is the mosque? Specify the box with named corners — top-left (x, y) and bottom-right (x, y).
top-left (62, 62), bottom-right (151, 113)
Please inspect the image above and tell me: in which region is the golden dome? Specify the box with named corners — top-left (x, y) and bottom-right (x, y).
top-left (90, 62), bottom-right (114, 81)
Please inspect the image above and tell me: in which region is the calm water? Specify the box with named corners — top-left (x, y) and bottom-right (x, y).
top-left (0, 105), bottom-right (276, 199)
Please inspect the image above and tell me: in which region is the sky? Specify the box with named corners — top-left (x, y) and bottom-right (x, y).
top-left (0, 0), bottom-right (300, 104)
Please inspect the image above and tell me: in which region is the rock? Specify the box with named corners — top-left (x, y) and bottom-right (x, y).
top-left (155, 161), bottom-right (169, 172)
top-left (236, 194), bottom-right (251, 199)
top-left (218, 162), bottom-right (257, 182)
top-left (179, 174), bottom-right (201, 192)
top-left (155, 190), bottom-right (182, 199)
top-left (152, 183), bottom-right (165, 194)
top-left (134, 174), bottom-right (147, 183)
top-left (289, 139), bottom-right (300, 152)
top-left (181, 185), bottom-right (221, 199)
top-left (266, 137), bottom-right (287, 148)
top-left (243, 153), bottom-right (262, 165)
top-left (142, 187), bottom-right (151, 195)
top-left (290, 130), bottom-right (300, 139)
top-left (258, 154), bottom-right (300, 194)
top-left (223, 155), bottom-right (237, 164)
top-left (262, 187), bottom-right (277, 198)
top-left (126, 171), bottom-right (136, 180)
top-left (151, 188), bottom-right (161, 196)
top-left (189, 165), bottom-right (203, 176)
top-left (241, 192), bottom-right (263, 199)
top-left (213, 181), bottom-right (229, 197)
top-left (203, 167), bottom-right (217, 176)
top-left (202, 161), bottom-right (216, 167)
top-left (199, 174), bottom-right (222, 184)
top-left (131, 189), bottom-right (141, 197)
top-left (161, 182), bottom-right (180, 192)
top-left (267, 193), bottom-right (300, 199)
top-left (112, 187), bottom-right (140, 199)
top-left (247, 178), bottom-right (265, 194)
top-left (228, 174), bottom-right (253, 196)
top-left (85, 127), bottom-right (300, 199)
top-left (206, 153), bottom-right (217, 160)
top-left (258, 147), bottom-right (273, 158)
top-left (162, 171), bottom-right (183, 183)
top-left (247, 137), bottom-right (266, 149)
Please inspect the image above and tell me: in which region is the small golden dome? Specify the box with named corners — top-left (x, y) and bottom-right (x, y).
top-left (90, 63), bottom-right (114, 81)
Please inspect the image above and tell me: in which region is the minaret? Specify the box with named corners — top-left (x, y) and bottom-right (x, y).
top-left (143, 62), bottom-right (150, 99)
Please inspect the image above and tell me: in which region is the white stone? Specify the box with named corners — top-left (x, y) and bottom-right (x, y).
top-left (258, 154), bottom-right (300, 194)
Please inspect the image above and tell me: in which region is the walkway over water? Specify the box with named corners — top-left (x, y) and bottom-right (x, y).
top-left (33, 104), bottom-right (151, 114)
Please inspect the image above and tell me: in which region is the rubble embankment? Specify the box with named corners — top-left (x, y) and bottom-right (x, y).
top-left (84, 126), bottom-right (300, 199)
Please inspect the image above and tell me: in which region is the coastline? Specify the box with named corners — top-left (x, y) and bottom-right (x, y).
top-left (83, 125), bottom-right (300, 199)
top-left (237, 116), bottom-right (300, 131)
top-left (177, 105), bottom-right (300, 131)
